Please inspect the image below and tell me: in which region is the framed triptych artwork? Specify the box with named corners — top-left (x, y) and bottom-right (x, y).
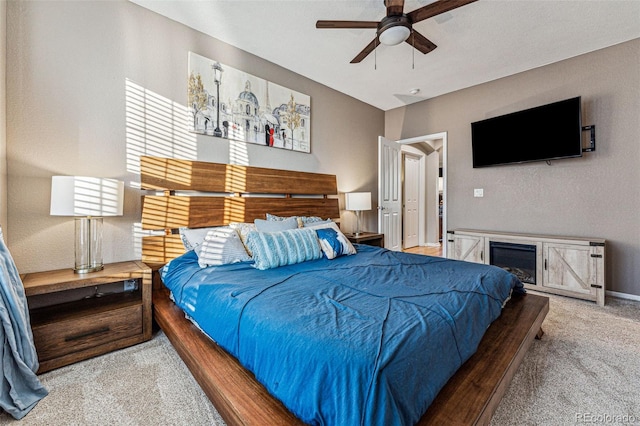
top-left (188, 52), bottom-right (311, 153)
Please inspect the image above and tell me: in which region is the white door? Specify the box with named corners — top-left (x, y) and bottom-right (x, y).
top-left (378, 136), bottom-right (402, 251)
top-left (403, 154), bottom-right (420, 249)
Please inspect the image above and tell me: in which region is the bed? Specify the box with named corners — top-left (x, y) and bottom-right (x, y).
top-left (140, 156), bottom-right (549, 425)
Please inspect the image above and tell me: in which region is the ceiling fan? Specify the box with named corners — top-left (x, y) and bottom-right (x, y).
top-left (316, 0), bottom-right (478, 63)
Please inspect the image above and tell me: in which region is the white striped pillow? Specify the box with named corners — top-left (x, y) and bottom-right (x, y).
top-left (179, 226), bottom-right (218, 251)
top-left (246, 228), bottom-right (322, 270)
top-left (197, 227), bottom-right (251, 268)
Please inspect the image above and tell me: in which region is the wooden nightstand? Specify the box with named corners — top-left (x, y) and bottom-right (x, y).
top-left (21, 260), bottom-right (152, 373)
top-left (346, 232), bottom-right (385, 248)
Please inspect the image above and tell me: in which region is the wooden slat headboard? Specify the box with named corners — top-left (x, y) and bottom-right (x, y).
top-left (140, 156), bottom-right (337, 194)
top-left (140, 156), bottom-right (340, 266)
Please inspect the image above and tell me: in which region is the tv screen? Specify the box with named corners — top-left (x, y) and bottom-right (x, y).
top-left (472, 97), bottom-right (582, 168)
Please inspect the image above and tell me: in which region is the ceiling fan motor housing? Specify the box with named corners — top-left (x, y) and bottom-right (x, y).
top-left (378, 15), bottom-right (412, 45)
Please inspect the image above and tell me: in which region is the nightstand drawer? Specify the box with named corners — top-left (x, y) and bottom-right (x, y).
top-left (32, 304), bottom-right (143, 362)
top-left (22, 260), bottom-right (152, 373)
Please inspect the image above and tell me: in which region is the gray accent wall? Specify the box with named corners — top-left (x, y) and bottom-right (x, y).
top-left (6, 1), bottom-right (383, 273)
top-left (385, 39), bottom-right (640, 296)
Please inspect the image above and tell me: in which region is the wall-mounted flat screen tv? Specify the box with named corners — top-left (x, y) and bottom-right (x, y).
top-left (471, 97), bottom-right (582, 168)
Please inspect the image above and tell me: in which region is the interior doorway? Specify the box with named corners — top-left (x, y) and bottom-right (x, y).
top-left (402, 152), bottom-right (421, 249)
top-left (406, 138), bottom-right (443, 249)
top-left (378, 132), bottom-right (447, 257)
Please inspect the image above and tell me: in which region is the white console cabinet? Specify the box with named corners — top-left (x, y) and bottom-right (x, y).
top-left (447, 229), bottom-right (606, 306)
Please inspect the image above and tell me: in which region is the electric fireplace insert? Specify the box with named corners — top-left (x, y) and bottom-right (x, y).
top-left (489, 241), bottom-right (537, 285)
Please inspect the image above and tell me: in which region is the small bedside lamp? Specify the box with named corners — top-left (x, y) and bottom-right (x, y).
top-left (50, 176), bottom-right (124, 273)
top-left (345, 192), bottom-right (371, 236)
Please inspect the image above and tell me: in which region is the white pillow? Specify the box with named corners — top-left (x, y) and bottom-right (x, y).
top-left (179, 226), bottom-right (219, 251)
top-left (197, 227), bottom-right (251, 268)
top-left (229, 222), bottom-right (257, 256)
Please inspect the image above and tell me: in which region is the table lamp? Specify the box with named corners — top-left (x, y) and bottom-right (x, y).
top-left (50, 176), bottom-right (124, 273)
top-left (345, 192), bottom-right (371, 236)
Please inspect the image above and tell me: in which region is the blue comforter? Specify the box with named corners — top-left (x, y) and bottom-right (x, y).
top-left (162, 245), bottom-right (524, 426)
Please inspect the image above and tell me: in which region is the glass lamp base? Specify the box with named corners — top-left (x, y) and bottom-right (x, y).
top-left (74, 216), bottom-right (104, 274)
top-left (74, 264), bottom-right (104, 274)
top-left (354, 210), bottom-right (366, 236)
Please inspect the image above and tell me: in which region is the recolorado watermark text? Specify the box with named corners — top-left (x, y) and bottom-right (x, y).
top-left (576, 413), bottom-right (638, 424)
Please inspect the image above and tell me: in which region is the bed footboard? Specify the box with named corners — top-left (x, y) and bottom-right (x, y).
top-left (154, 283), bottom-right (548, 426)
top-left (419, 292), bottom-right (549, 425)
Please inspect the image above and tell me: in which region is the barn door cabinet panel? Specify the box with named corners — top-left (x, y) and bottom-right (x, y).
top-left (449, 232), bottom-right (485, 264)
top-left (543, 242), bottom-right (605, 306)
top-left (447, 230), bottom-right (605, 306)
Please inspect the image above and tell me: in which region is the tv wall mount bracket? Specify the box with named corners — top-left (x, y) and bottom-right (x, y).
top-left (582, 125), bottom-right (596, 152)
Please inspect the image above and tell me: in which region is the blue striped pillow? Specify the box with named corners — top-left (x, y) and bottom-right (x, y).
top-left (246, 228), bottom-right (322, 270)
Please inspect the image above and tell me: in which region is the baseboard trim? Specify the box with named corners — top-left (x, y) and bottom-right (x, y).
top-left (606, 290), bottom-right (640, 302)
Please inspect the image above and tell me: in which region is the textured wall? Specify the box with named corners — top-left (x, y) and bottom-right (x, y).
top-left (6, 1), bottom-right (383, 273)
top-left (385, 39), bottom-right (640, 296)
top-left (0, 0), bottom-right (7, 234)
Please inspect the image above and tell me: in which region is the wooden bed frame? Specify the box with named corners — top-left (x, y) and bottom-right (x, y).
top-left (140, 156), bottom-right (549, 425)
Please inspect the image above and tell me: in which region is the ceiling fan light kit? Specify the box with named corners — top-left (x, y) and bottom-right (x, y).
top-left (316, 0), bottom-right (478, 63)
top-left (378, 18), bottom-right (411, 46)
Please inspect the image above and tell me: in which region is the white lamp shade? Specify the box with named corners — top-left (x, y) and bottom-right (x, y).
top-left (50, 176), bottom-right (124, 217)
top-left (379, 26), bottom-right (411, 46)
top-left (345, 192), bottom-right (372, 211)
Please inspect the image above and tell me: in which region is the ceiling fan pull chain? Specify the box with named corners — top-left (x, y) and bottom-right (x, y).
top-left (412, 30), bottom-right (415, 70)
top-left (375, 38), bottom-right (378, 70)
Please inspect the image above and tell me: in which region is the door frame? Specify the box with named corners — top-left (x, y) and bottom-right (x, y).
top-left (395, 132), bottom-right (448, 256)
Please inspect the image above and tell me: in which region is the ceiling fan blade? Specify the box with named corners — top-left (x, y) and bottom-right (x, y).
top-left (406, 31), bottom-right (437, 54)
top-left (351, 38), bottom-right (378, 63)
top-left (408, 0), bottom-right (478, 24)
top-left (385, 0), bottom-right (405, 16)
top-left (316, 20), bottom-right (379, 29)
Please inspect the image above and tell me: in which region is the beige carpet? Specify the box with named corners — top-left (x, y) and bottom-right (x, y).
top-left (491, 292), bottom-right (640, 425)
top-left (2, 293), bottom-right (638, 425)
top-left (0, 331), bottom-right (223, 425)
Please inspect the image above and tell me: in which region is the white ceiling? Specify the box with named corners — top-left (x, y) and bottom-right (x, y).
top-left (130, 0), bottom-right (640, 111)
